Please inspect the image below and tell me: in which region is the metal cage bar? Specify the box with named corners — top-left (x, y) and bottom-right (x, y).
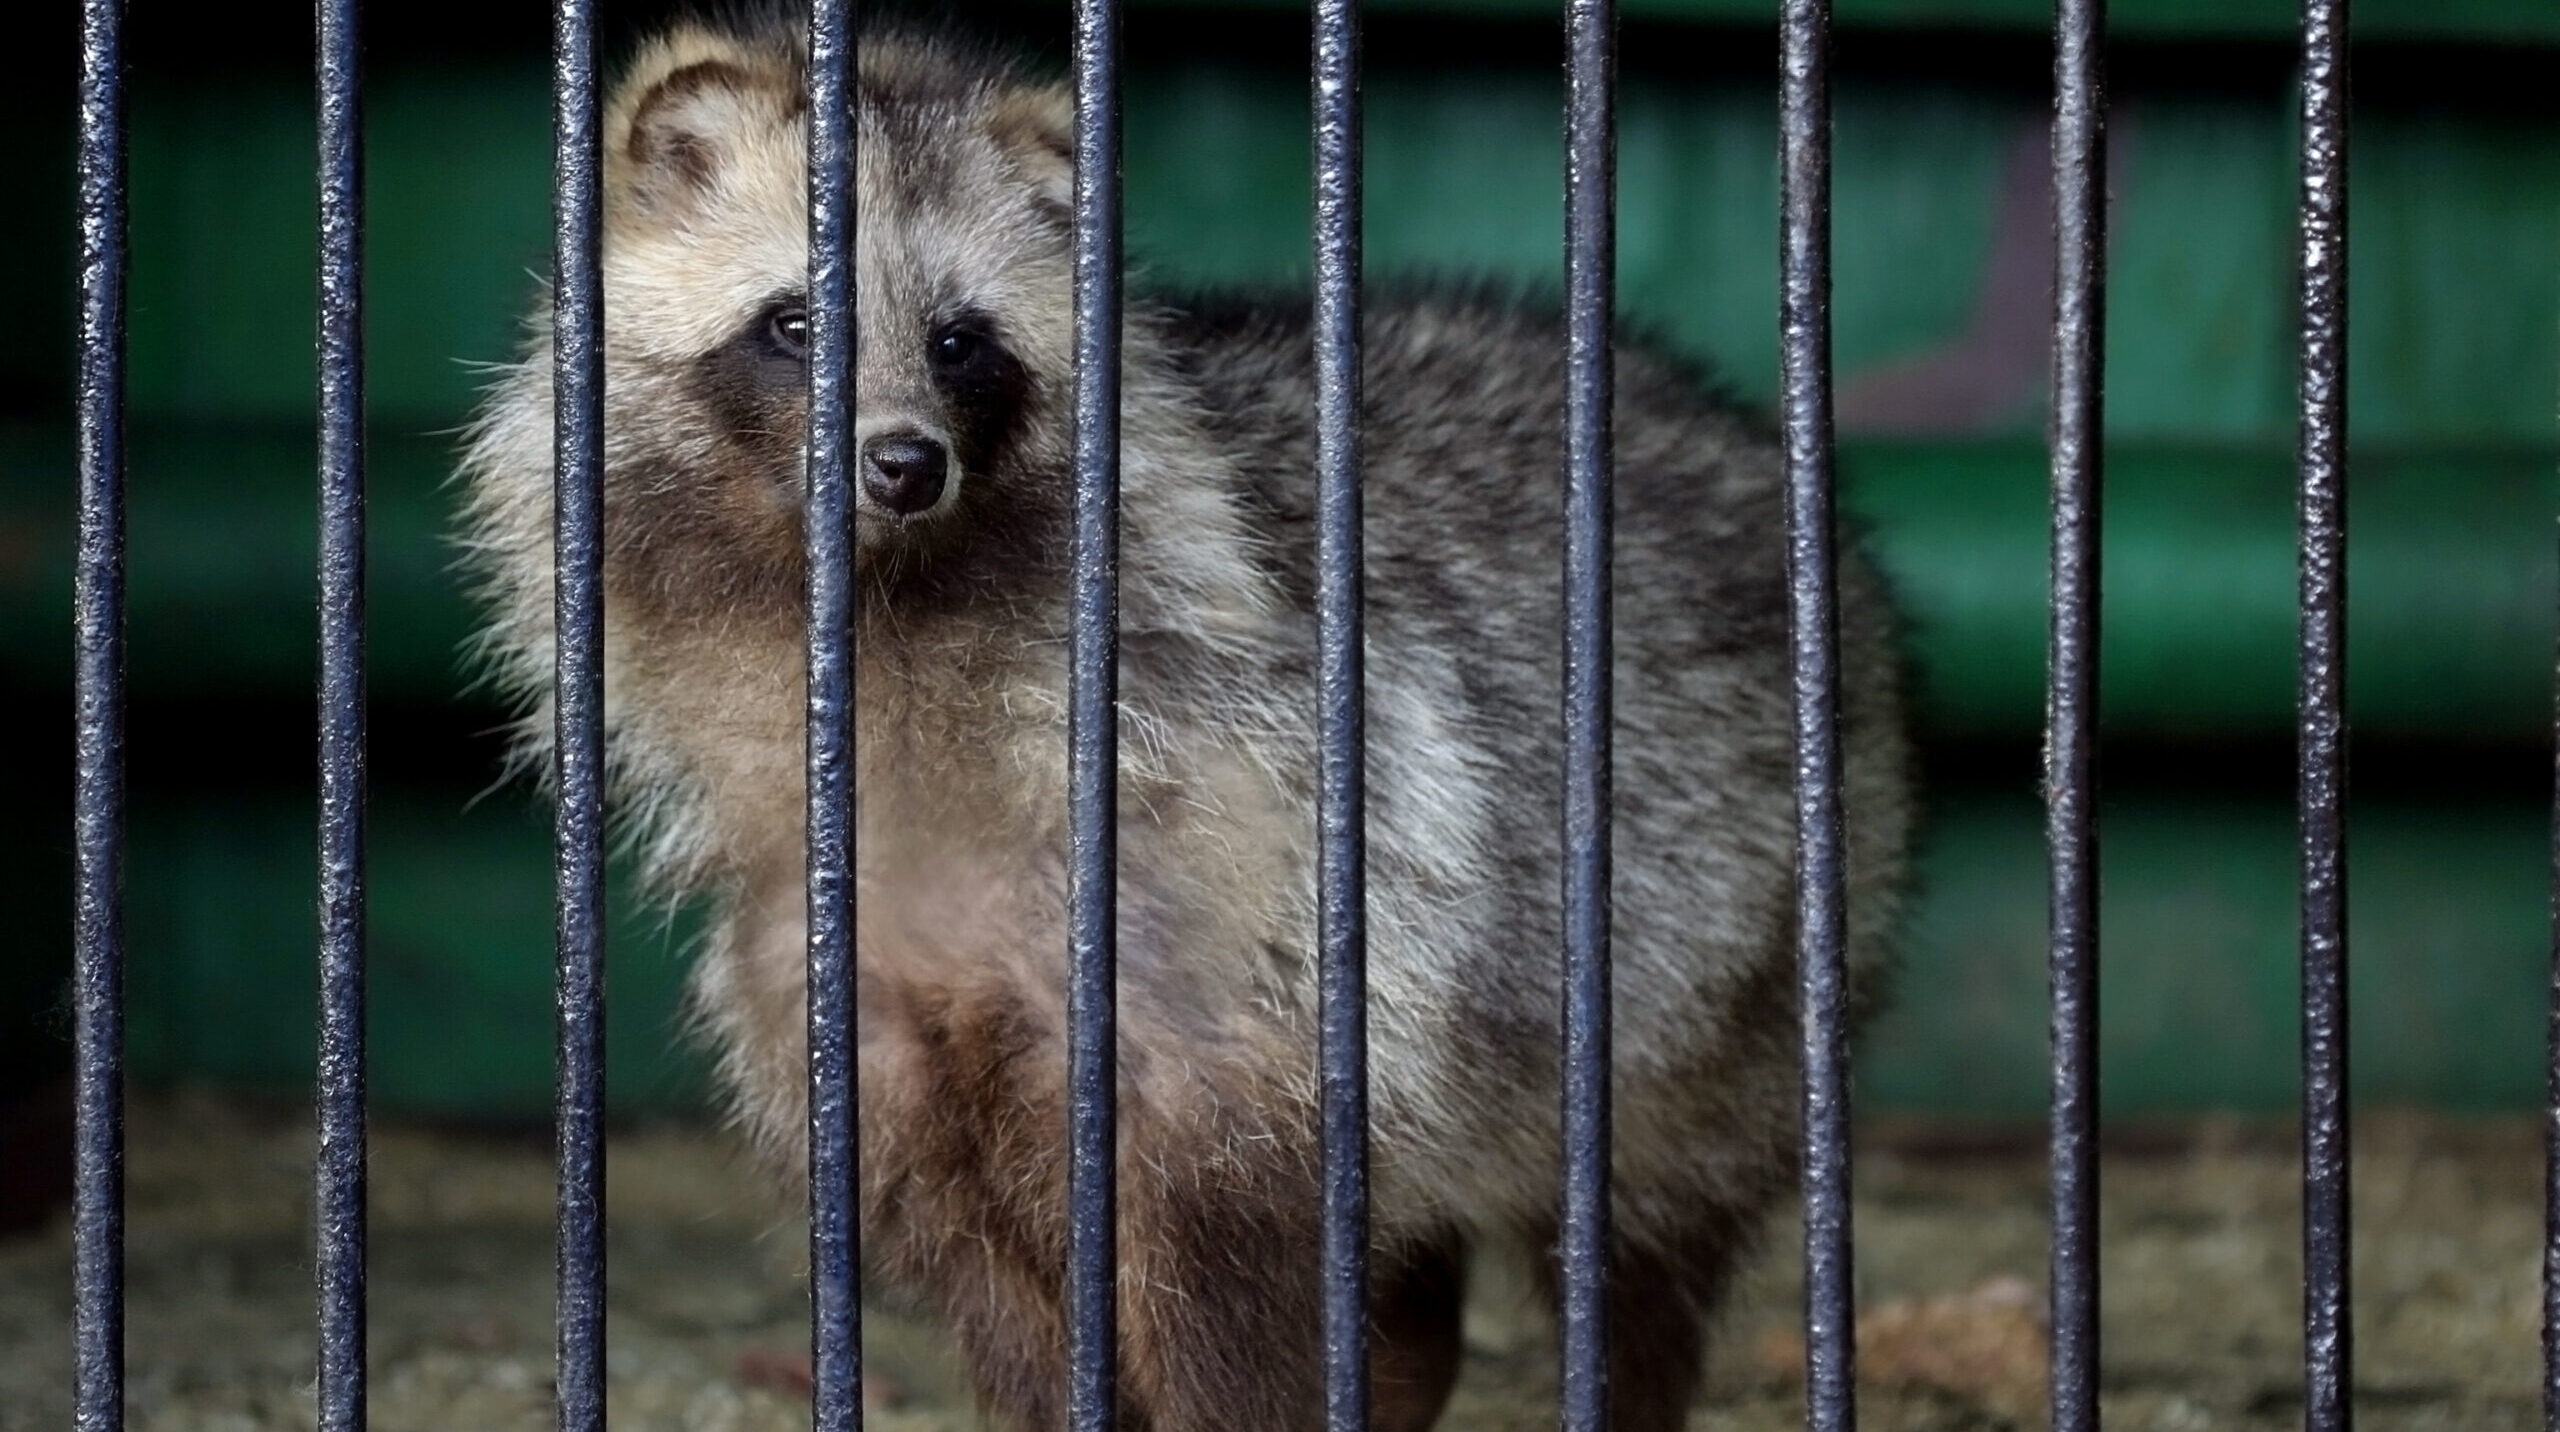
top-left (1310, 0), bottom-right (1371, 1427)
top-left (2548, 534), bottom-right (2560, 1432)
top-left (1779, 2), bottom-right (1854, 1430)
top-left (2295, 0), bottom-right (2352, 1426)
top-left (2045, 0), bottom-right (2106, 1427)
top-left (2550, 506), bottom-right (2560, 1426)
top-left (1067, 0), bottom-right (1126, 1426)
top-left (72, 0), bottom-right (129, 1426)
top-left (549, 0), bottom-right (610, 1423)
top-left (1558, 0), bottom-right (1619, 1424)
top-left (314, 0), bottom-right (371, 1425)
top-left (806, 1), bottom-right (864, 1426)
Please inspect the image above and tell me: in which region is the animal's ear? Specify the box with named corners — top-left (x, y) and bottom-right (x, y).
top-left (606, 32), bottom-right (773, 225)
top-left (986, 82), bottom-right (1075, 215)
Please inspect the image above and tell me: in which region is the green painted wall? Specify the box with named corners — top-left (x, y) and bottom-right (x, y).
top-left (1160, 0), bottom-right (2560, 40)
top-left (1875, 793), bottom-right (2554, 1116)
top-left (66, 65), bottom-right (2560, 446)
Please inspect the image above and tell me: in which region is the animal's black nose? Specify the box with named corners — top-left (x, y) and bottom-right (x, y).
top-left (861, 434), bottom-right (949, 515)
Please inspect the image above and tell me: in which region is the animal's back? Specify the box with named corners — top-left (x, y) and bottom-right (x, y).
top-left (1156, 292), bottom-right (1915, 1242)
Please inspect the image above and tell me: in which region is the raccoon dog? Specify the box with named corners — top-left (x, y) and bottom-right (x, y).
top-left (460, 15), bottom-right (1913, 1431)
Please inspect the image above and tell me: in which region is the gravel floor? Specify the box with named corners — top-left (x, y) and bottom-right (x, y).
top-left (0, 1093), bottom-right (2540, 1431)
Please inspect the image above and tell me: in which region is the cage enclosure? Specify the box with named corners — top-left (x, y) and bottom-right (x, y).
top-left (0, 0), bottom-right (2554, 1426)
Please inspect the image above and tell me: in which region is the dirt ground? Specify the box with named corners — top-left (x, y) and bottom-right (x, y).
top-left (0, 1093), bottom-right (2541, 1431)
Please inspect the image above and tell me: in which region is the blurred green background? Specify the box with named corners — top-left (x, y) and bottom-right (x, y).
top-left (0, 0), bottom-right (2553, 1177)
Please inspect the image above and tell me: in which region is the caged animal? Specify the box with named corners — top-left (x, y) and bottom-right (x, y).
top-left (461, 15), bottom-right (1914, 1432)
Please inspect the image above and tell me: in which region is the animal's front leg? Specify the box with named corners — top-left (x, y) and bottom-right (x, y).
top-left (857, 972), bottom-right (1083, 1429)
top-left (863, 1012), bottom-right (1325, 1431)
top-left (1110, 1087), bottom-right (1325, 1431)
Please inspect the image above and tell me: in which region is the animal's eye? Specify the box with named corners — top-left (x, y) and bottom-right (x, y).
top-left (930, 324), bottom-right (984, 373)
top-left (767, 307), bottom-right (810, 360)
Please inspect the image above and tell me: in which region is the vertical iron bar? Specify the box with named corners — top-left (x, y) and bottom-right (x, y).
top-left (2549, 509), bottom-right (2560, 1432)
top-left (551, 0), bottom-right (608, 1424)
top-left (1559, 0), bottom-right (1617, 1426)
top-left (315, 0), bottom-right (370, 1425)
top-left (806, 2), bottom-right (862, 1427)
top-left (1067, 0), bottom-right (1124, 1426)
top-left (2548, 515), bottom-right (2560, 1432)
top-left (2296, 0), bottom-right (2351, 1427)
top-left (2045, 0), bottom-right (2106, 1429)
top-left (1311, 0), bottom-right (1369, 1428)
top-left (1779, 1), bottom-right (1852, 1430)
top-left (72, 0), bottom-right (128, 1425)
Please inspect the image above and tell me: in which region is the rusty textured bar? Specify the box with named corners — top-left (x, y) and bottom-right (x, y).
top-left (549, 0), bottom-right (609, 1422)
top-left (806, 0), bottom-right (863, 1425)
top-left (1067, 0), bottom-right (1124, 1424)
top-left (73, 0), bottom-right (128, 1425)
top-left (1778, 0), bottom-right (1853, 1427)
top-left (1310, 0), bottom-right (1370, 1425)
top-left (314, 0), bottom-right (371, 1423)
top-left (2295, 0), bottom-right (2351, 1426)
top-left (2045, 0), bottom-right (2106, 1427)
top-left (1558, 0), bottom-right (1617, 1423)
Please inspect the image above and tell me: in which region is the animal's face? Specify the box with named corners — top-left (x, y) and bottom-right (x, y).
top-left (593, 27), bottom-right (1077, 623)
